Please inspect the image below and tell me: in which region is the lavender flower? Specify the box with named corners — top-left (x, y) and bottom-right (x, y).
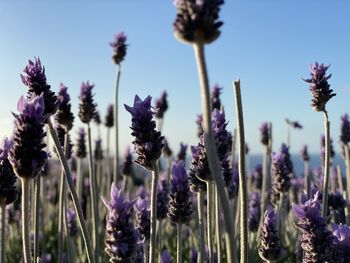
top-left (285, 118), bottom-right (303, 129)
top-left (303, 62), bottom-right (336, 112)
top-left (162, 138), bottom-right (173, 158)
top-left (75, 127), bottom-right (87, 159)
top-left (21, 57), bottom-right (58, 118)
top-left (248, 192), bottom-right (260, 232)
top-left (189, 143), bottom-right (211, 182)
top-left (55, 83), bottom-right (74, 130)
top-left (258, 208), bottom-right (282, 262)
top-left (196, 114), bottom-right (203, 138)
top-left (259, 122), bottom-right (269, 146)
top-left (154, 91), bottom-right (168, 119)
top-left (0, 138), bottom-right (18, 205)
top-left (110, 32), bottom-right (128, 65)
top-left (54, 123), bottom-right (73, 160)
top-left (78, 81), bottom-right (96, 124)
top-left (212, 109), bottom-right (231, 162)
top-left (66, 208), bottom-right (78, 237)
top-left (340, 114), bottom-right (350, 145)
top-left (173, 0), bottom-right (224, 44)
top-left (300, 145), bottom-right (310, 162)
top-left (332, 224), bottom-right (350, 261)
top-left (280, 143), bottom-right (293, 175)
top-left (293, 192), bottom-right (338, 262)
top-left (134, 195), bottom-right (150, 241)
top-left (105, 104), bottom-right (114, 128)
top-left (188, 146), bottom-right (207, 192)
top-left (157, 174), bottom-right (169, 220)
top-left (228, 162), bottom-right (239, 199)
top-left (102, 184), bottom-right (139, 262)
top-left (161, 250), bottom-right (173, 263)
top-left (9, 95), bottom-right (47, 179)
top-left (122, 146), bottom-right (133, 177)
top-left (271, 152), bottom-right (291, 194)
top-left (328, 191), bottom-right (346, 224)
top-left (168, 161), bottom-right (193, 224)
top-left (124, 95), bottom-right (164, 170)
top-left (176, 143), bottom-right (188, 162)
top-left (251, 164), bottom-right (263, 190)
top-left (93, 110), bottom-right (101, 126)
top-left (94, 139), bottom-right (103, 161)
top-left (211, 84), bottom-right (222, 111)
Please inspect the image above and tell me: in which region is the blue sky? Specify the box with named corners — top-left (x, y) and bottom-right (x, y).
top-left (0, 0), bottom-right (350, 157)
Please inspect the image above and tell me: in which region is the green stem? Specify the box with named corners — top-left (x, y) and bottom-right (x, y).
top-left (215, 186), bottom-right (222, 263)
top-left (193, 41), bottom-right (234, 263)
top-left (33, 175), bottom-right (41, 261)
top-left (198, 192), bottom-right (205, 263)
top-left (207, 182), bottom-right (214, 263)
top-left (114, 64), bottom-right (121, 183)
top-left (21, 178), bottom-right (31, 263)
top-left (158, 219), bottom-right (163, 263)
top-left (106, 127), bottom-right (111, 186)
top-left (233, 79), bottom-right (248, 263)
top-left (47, 120), bottom-right (95, 263)
top-left (87, 123), bottom-right (98, 256)
top-left (149, 163), bottom-right (159, 263)
top-left (0, 204), bottom-right (6, 263)
top-left (321, 111), bottom-right (330, 218)
top-left (230, 129), bottom-right (237, 169)
top-left (177, 223), bottom-right (182, 263)
top-left (304, 161), bottom-right (311, 198)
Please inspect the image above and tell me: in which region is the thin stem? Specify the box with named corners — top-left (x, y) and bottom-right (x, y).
top-left (344, 144), bottom-right (350, 200)
top-left (106, 127), bottom-right (111, 186)
top-left (0, 204), bottom-right (6, 263)
top-left (177, 223), bottom-right (182, 263)
top-left (198, 192), bottom-right (205, 263)
top-left (114, 64), bottom-right (121, 183)
top-left (215, 186), bottom-right (222, 263)
top-left (233, 79), bottom-right (248, 263)
top-left (287, 125), bottom-right (291, 147)
top-left (230, 128), bottom-right (237, 169)
top-left (149, 163), bottom-right (159, 263)
top-left (193, 41), bottom-right (234, 263)
top-left (304, 161), bottom-right (311, 198)
top-left (87, 123), bottom-right (98, 256)
top-left (158, 219), bottom-right (163, 263)
top-left (144, 240), bottom-right (149, 263)
top-left (321, 111), bottom-right (330, 217)
top-left (47, 120), bottom-right (95, 263)
top-left (33, 175), bottom-right (41, 261)
top-left (207, 182), bottom-right (214, 263)
top-left (21, 178), bottom-right (31, 263)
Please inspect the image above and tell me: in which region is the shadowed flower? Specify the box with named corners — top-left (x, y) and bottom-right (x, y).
top-left (271, 152), bottom-right (291, 194)
top-left (251, 164), bottom-right (263, 190)
top-left (122, 146), bottom-right (133, 177)
top-left (173, 0), bottom-right (224, 44)
top-left (188, 146), bottom-right (207, 192)
top-left (303, 62), bottom-right (336, 112)
top-left (110, 32), bottom-right (128, 65)
top-left (280, 143), bottom-right (293, 175)
top-left (78, 81), bottom-right (96, 124)
top-left (258, 208), bottom-right (283, 262)
top-left (54, 123), bottom-right (73, 160)
top-left (300, 145), bottom-right (310, 162)
top-left (162, 138), bottom-right (173, 158)
top-left (340, 114), bottom-right (350, 145)
top-left (102, 184), bottom-right (139, 262)
top-left (21, 57), bottom-right (58, 118)
top-left (94, 139), bottom-right (103, 161)
top-left (196, 114), bottom-right (203, 138)
top-left (124, 95), bottom-right (164, 170)
top-left (154, 91), bottom-right (168, 119)
top-left (259, 122), bottom-right (269, 146)
top-left (93, 110), bottom-right (101, 126)
top-left (105, 104), bottom-right (114, 128)
top-left (228, 162), bottom-right (239, 199)
top-left (176, 143), bottom-right (188, 162)
top-left (248, 192), bottom-right (261, 232)
top-left (285, 118), bottom-right (303, 129)
top-left (66, 208), bottom-right (77, 237)
top-left (0, 137), bottom-right (18, 206)
top-left (211, 84), bottom-right (222, 111)
top-left (293, 191), bottom-right (338, 263)
top-left (134, 195), bottom-right (150, 241)
top-left (332, 224), bottom-right (350, 261)
top-left (9, 95), bottom-right (47, 179)
top-left (75, 128), bottom-right (87, 159)
top-left (55, 83), bottom-right (74, 130)
top-left (168, 161), bottom-right (193, 224)
top-left (161, 250), bottom-right (173, 263)
top-left (157, 174), bottom-right (169, 220)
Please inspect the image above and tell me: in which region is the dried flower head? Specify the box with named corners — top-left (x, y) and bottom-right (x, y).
top-left (78, 81), bottom-right (96, 124)
top-left (110, 32), bottom-right (128, 65)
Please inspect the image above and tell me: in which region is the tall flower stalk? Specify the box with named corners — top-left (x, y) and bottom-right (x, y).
top-left (300, 145), bottom-right (311, 198)
top-left (104, 104), bottom-right (114, 188)
top-left (125, 95), bottom-right (164, 263)
top-left (340, 114), bottom-right (350, 203)
top-left (303, 62), bottom-right (336, 217)
top-left (110, 31), bottom-right (128, 183)
top-left (173, 1), bottom-right (234, 261)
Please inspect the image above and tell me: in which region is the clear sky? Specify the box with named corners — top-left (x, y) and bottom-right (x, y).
top-left (0, 0), bottom-right (350, 156)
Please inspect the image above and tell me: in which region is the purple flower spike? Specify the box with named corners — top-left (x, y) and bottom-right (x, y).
top-left (102, 184), bottom-right (139, 262)
top-left (252, 164), bottom-right (263, 190)
top-left (157, 174), bottom-right (169, 220)
top-left (154, 91), bottom-right (169, 119)
top-left (93, 110), bottom-right (101, 126)
top-left (134, 195), bottom-right (150, 241)
top-left (271, 152), bottom-right (291, 194)
top-left (110, 32), bottom-right (128, 65)
top-left (125, 95), bottom-right (164, 170)
top-left (293, 192), bottom-right (338, 262)
top-left (75, 127), bottom-right (87, 159)
top-left (161, 250), bottom-right (173, 263)
top-left (21, 57), bottom-right (58, 118)
top-left (333, 224), bottom-right (350, 261)
top-left (162, 138), bottom-right (173, 158)
top-left (0, 137), bottom-right (18, 205)
top-left (303, 62), bottom-right (336, 112)
top-left (9, 95), bottom-right (47, 179)
top-left (228, 162), bottom-right (239, 199)
top-left (78, 81), bottom-right (96, 124)
top-left (211, 84), bottom-right (222, 111)
top-left (55, 83), bottom-right (74, 130)
top-left (259, 122), bottom-right (269, 146)
top-left (248, 192), bottom-right (261, 232)
top-left (168, 161), bottom-right (193, 224)
top-left (341, 114), bottom-right (350, 145)
top-left (94, 139), bottom-right (103, 161)
top-left (196, 114), bottom-right (203, 138)
top-left (66, 208), bottom-right (78, 237)
top-left (54, 123), bottom-right (73, 160)
top-left (104, 104), bottom-right (114, 128)
top-left (189, 146), bottom-right (207, 192)
top-left (173, 0), bottom-right (224, 44)
top-left (122, 146), bottom-right (134, 177)
top-left (300, 145), bottom-right (310, 162)
top-left (258, 208), bottom-right (283, 262)
top-left (176, 142), bottom-right (188, 162)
